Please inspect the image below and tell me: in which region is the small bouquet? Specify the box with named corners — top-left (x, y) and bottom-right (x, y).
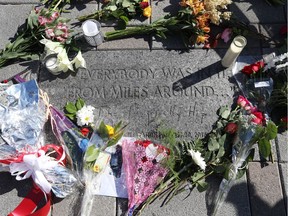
top-left (122, 139), bottom-right (170, 215)
top-left (0, 6), bottom-right (86, 72)
top-left (0, 80), bottom-right (77, 215)
top-left (64, 98), bottom-right (127, 215)
top-left (232, 53), bottom-right (288, 129)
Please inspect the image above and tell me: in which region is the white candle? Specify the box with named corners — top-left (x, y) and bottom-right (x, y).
top-left (221, 36), bottom-right (247, 68)
top-left (45, 56), bottom-right (61, 75)
top-left (82, 20), bottom-right (99, 37)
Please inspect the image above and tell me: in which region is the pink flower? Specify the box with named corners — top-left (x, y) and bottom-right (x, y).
top-left (251, 61), bottom-right (264, 73)
top-left (56, 36), bottom-right (66, 43)
top-left (221, 28), bottom-right (232, 43)
top-left (237, 95), bottom-right (250, 108)
top-left (45, 28), bottom-right (55, 39)
top-left (38, 16), bottom-right (48, 26)
top-left (51, 11), bottom-right (59, 20)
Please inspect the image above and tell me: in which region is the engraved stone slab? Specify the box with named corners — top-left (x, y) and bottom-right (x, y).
top-left (39, 50), bottom-right (236, 140)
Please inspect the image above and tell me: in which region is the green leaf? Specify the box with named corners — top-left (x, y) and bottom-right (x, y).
top-left (114, 121), bottom-right (122, 132)
top-left (65, 113), bottom-right (76, 121)
top-left (216, 146), bottom-right (225, 158)
top-left (265, 121), bottom-right (277, 140)
top-left (107, 5), bottom-right (117, 11)
top-left (106, 131), bottom-right (124, 147)
top-left (65, 102), bottom-right (77, 114)
top-left (84, 146), bottom-right (100, 162)
top-left (208, 137), bottom-right (219, 151)
top-left (219, 107), bottom-right (231, 119)
top-left (97, 121), bottom-right (109, 139)
top-left (122, 0), bottom-right (131, 8)
top-left (76, 98), bottom-right (85, 110)
top-left (218, 134), bottom-right (227, 147)
top-left (258, 138), bottom-right (271, 159)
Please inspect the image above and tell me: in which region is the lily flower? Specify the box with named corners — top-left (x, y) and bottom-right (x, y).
top-left (72, 51), bottom-right (86, 69)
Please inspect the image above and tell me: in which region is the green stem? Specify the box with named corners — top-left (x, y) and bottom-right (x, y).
top-left (53, 0), bottom-right (63, 10)
top-left (105, 25), bottom-right (155, 41)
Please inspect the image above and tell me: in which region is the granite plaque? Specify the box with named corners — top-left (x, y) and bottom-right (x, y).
top-left (40, 50), bottom-right (236, 140)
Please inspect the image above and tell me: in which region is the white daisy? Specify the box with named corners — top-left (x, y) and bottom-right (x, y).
top-left (76, 105), bottom-right (95, 126)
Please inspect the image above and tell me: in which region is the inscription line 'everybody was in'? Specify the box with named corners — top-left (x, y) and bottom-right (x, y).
top-left (79, 67), bottom-right (228, 80)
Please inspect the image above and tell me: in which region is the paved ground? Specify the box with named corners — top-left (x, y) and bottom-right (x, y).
top-left (0, 0), bottom-right (287, 216)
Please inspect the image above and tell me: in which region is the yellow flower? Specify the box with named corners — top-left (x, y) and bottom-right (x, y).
top-left (143, 6), bottom-right (152, 18)
top-left (106, 125), bottom-right (115, 137)
top-left (93, 164), bottom-right (100, 172)
top-left (196, 34), bottom-right (209, 44)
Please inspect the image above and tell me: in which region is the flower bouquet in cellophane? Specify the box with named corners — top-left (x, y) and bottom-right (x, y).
top-left (0, 79), bottom-right (77, 215)
top-left (122, 139), bottom-right (170, 216)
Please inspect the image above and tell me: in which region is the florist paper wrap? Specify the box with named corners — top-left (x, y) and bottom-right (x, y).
top-left (122, 139), bottom-right (169, 215)
top-left (0, 80), bottom-right (46, 151)
top-left (49, 106), bottom-right (89, 174)
top-left (232, 56), bottom-right (273, 112)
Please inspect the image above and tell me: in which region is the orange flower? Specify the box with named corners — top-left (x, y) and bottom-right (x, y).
top-left (143, 6), bottom-right (152, 17)
top-left (193, 2), bottom-right (204, 15)
top-left (201, 26), bottom-right (210, 33)
top-left (196, 34), bottom-right (209, 44)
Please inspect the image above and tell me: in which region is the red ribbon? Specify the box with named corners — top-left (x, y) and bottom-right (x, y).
top-left (0, 144), bottom-right (65, 216)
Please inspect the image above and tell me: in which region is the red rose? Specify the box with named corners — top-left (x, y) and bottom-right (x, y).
top-left (80, 127), bottom-right (90, 137)
top-left (251, 111), bottom-right (264, 125)
top-left (242, 65), bottom-right (253, 75)
top-left (280, 116), bottom-right (288, 130)
top-left (251, 61), bottom-right (264, 73)
top-left (140, 1), bottom-right (149, 9)
top-left (237, 95), bottom-right (250, 108)
top-left (225, 122), bottom-right (238, 134)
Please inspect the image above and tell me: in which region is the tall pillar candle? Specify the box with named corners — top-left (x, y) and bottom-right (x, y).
top-left (221, 36), bottom-right (247, 68)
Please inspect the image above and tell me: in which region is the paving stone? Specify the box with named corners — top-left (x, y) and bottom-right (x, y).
top-left (0, 60), bottom-right (39, 82)
top-left (0, 0), bottom-right (38, 3)
top-left (0, 172), bottom-right (34, 215)
top-left (247, 162), bottom-right (286, 216)
top-left (151, 0), bottom-right (180, 22)
top-left (278, 163), bottom-right (288, 213)
top-left (39, 49), bottom-right (237, 139)
top-left (260, 24), bottom-right (287, 48)
top-left (230, 0), bottom-right (286, 24)
top-left (0, 4), bottom-right (35, 49)
top-left (53, 188), bottom-right (116, 216)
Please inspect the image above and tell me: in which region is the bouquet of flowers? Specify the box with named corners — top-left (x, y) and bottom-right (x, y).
top-left (122, 139), bottom-right (170, 215)
top-left (232, 52), bottom-right (288, 129)
top-left (0, 6), bottom-right (85, 72)
top-left (104, 0), bottom-right (232, 47)
top-left (212, 95), bottom-right (277, 215)
top-left (0, 80), bottom-right (77, 215)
